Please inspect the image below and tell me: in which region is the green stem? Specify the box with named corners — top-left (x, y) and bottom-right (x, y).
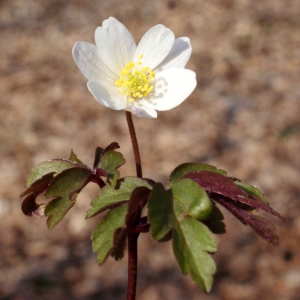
top-left (125, 111), bottom-right (142, 300)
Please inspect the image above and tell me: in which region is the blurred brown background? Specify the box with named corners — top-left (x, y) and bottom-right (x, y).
top-left (1, 0), bottom-right (300, 299)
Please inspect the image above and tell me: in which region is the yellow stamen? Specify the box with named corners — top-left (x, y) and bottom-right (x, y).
top-left (116, 56), bottom-right (155, 103)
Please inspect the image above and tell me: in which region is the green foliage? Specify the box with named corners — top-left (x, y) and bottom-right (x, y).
top-left (148, 181), bottom-right (217, 292)
top-left (25, 159), bottom-right (76, 187)
top-left (21, 146), bottom-right (128, 231)
top-left (69, 149), bottom-right (88, 167)
top-left (87, 177), bottom-right (152, 218)
top-left (169, 162), bottom-right (227, 187)
top-left (21, 157), bottom-right (94, 228)
top-left (45, 167), bottom-right (92, 230)
top-left (93, 185), bottom-right (151, 264)
top-left (98, 151), bottom-right (125, 181)
top-left (202, 203), bottom-right (226, 234)
top-left (93, 142), bottom-right (120, 170)
top-left (21, 146), bottom-right (283, 294)
top-left (171, 179), bottom-right (212, 221)
top-left (184, 170), bottom-right (282, 220)
top-left (172, 217), bottom-right (217, 292)
top-left (183, 169), bottom-right (284, 246)
top-left (92, 203), bottom-right (128, 264)
top-left (148, 183), bottom-right (173, 241)
top-left (234, 181), bottom-right (268, 204)
top-left (147, 162), bottom-right (283, 290)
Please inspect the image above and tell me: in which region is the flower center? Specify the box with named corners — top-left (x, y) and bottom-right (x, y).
top-left (116, 55), bottom-right (155, 103)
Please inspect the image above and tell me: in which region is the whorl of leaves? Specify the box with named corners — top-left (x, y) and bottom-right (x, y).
top-left (21, 149), bottom-right (283, 293)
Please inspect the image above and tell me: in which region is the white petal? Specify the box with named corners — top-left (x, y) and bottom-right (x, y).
top-left (140, 68), bottom-right (197, 111)
top-left (72, 42), bottom-right (117, 82)
top-left (154, 37), bottom-right (192, 72)
top-left (126, 105), bottom-right (157, 118)
top-left (87, 80), bottom-right (127, 110)
top-left (134, 24), bottom-right (175, 70)
top-left (95, 17), bottom-right (136, 76)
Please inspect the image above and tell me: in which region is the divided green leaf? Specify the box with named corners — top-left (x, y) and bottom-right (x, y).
top-left (93, 143), bottom-right (120, 170)
top-left (92, 203), bottom-right (128, 264)
top-left (87, 177), bottom-right (152, 219)
top-left (148, 180), bottom-right (217, 292)
top-left (98, 151), bottom-right (125, 180)
top-left (26, 159), bottom-right (77, 187)
top-left (44, 167), bottom-right (92, 230)
top-left (172, 217), bottom-right (217, 291)
top-left (148, 183), bottom-right (173, 241)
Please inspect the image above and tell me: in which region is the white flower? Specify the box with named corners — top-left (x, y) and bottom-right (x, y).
top-left (72, 17), bottom-right (197, 118)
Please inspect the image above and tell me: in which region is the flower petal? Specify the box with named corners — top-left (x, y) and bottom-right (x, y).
top-left (154, 37), bottom-right (192, 72)
top-left (134, 24), bottom-right (175, 70)
top-left (95, 17), bottom-right (136, 76)
top-left (126, 105), bottom-right (157, 119)
top-left (73, 18), bottom-right (196, 117)
top-left (140, 68), bottom-right (197, 111)
top-left (87, 80), bottom-right (127, 110)
top-left (72, 42), bottom-right (116, 82)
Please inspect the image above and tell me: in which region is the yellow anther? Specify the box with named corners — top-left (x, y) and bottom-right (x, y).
top-left (115, 55), bottom-right (155, 103)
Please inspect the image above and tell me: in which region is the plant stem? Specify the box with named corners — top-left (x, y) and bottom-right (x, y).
top-left (125, 111), bottom-right (142, 300)
top-left (126, 231), bottom-right (139, 300)
top-left (125, 111), bottom-right (143, 179)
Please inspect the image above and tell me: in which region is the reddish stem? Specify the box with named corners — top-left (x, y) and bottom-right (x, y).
top-left (125, 111), bottom-right (143, 178)
top-left (126, 231), bottom-right (139, 300)
top-left (125, 111), bottom-right (143, 300)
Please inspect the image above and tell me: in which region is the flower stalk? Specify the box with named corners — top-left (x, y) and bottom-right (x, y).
top-left (125, 111), bottom-right (143, 300)
top-left (126, 231), bottom-right (139, 300)
top-left (126, 111), bottom-right (143, 178)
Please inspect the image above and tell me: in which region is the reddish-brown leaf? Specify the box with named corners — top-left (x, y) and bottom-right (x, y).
top-left (184, 170), bottom-right (283, 221)
top-left (211, 195), bottom-right (279, 246)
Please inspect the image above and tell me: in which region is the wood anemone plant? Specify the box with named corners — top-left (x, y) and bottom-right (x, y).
top-left (21, 111), bottom-right (284, 300)
top-left (21, 16), bottom-right (283, 300)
